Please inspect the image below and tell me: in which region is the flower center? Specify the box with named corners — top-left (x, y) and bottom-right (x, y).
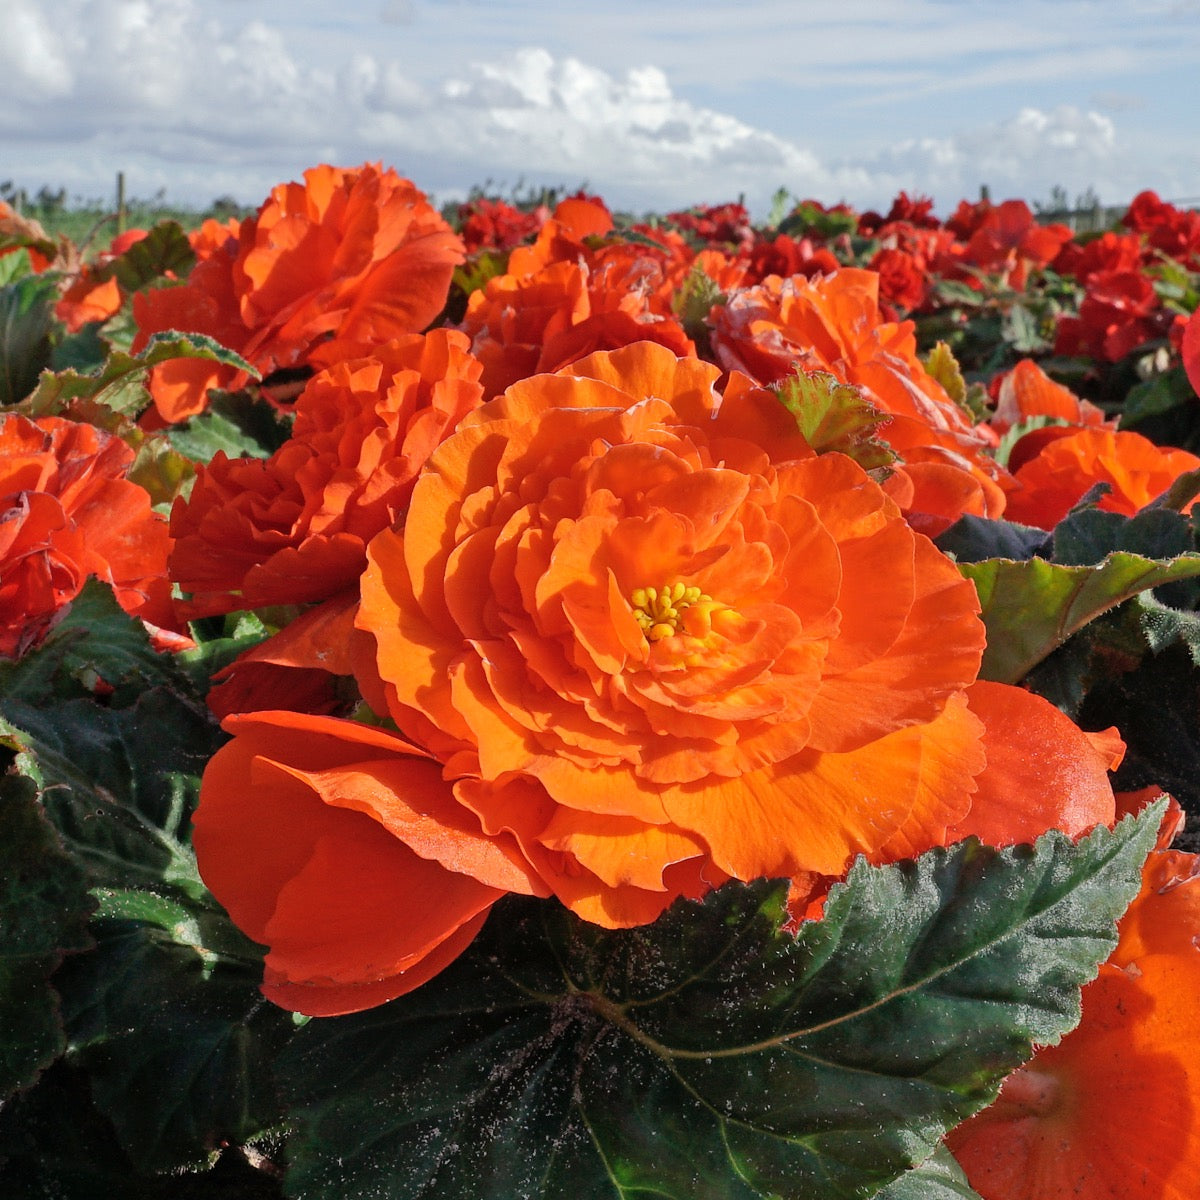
top-left (630, 582), bottom-right (714, 641)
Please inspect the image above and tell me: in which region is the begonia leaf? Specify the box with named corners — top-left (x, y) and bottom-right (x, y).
top-left (22, 330), bottom-right (259, 419)
top-left (166, 389), bottom-right (289, 463)
top-left (0, 591), bottom-right (223, 899)
top-left (1051, 503), bottom-right (1197, 567)
top-left (958, 550), bottom-right (1200, 683)
top-left (0, 271), bottom-right (58, 405)
top-left (93, 222), bottom-right (195, 292)
top-left (773, 367), bottom-right (897, 471)
top-left (54, 899), bottom-right (292, 1172)
top-left (0, 580), bottom-right (186, 706)
top-left (1077, 641), bottom-right (1200, 830)
top-left (0, 1062), bottom-right (152, 1197)
top-left (1120, 366), bottom-right (1198, 437)
top-left (936, 514), bottom-right (1049, 563)
top-left (280, 808), bottom-right (1157, 1200)
top-left (0, 691), bottom-right (216, 899)
top-left (875, 1146), bottom-right (983, 1199)
top-left (0, 768), bottom-right (94, 1100)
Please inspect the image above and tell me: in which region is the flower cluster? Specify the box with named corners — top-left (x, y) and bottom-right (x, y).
top-left (7, 163), bottom-right (1200, 1199)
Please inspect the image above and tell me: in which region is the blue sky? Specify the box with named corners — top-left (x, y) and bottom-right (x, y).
top-left (3, 0), bottom-right (1199, 219)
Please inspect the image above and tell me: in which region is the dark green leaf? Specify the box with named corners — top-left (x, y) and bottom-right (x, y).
top-left (0, 272), bottom-right (58, 406)
top-left (94, 222), bottom-right (195, 292)
top-left (166, 389), bottom-right (290, 463)
top-left (281, 809), bottom-right (1157, 1200)
top-left (1, 691), bottom-right (217, 899)
top-left (55, 903), bottom-right (290, 1172)
top-left (0, 769), bottom-right (94, 1099)
top-left (1078, 642), bottom-right (1200, 846)
top-left (1051, 503), bottom-right (1197, 567)
top-left (1120, 366), bottom-right (1196, 430)
top-left (49, 319), bottom-right (110, 373)
top-left (936, 515), bottom-right (1049, 564)
top-left (0, 1061), bottom-right (287, 1198)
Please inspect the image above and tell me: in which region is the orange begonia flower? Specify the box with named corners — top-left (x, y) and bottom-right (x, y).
top-left (169, 329), bottom-right (485, 616)
top-left (1004, 426), bottom-right (1200, 530)
top-left (191, 710), bottom-right (549, 1016)
top-left (709, 268), bottom-right (1009, 535)
top-left (949, 806), bottom-right (1200, 1198)
top-left (132, 164), bottom-right (464, 423)
top-left (352, 341), bottom-right (991, 927)
top-left (460, 208), bottom-right (696, 401)
top-left (0, 414), bottom-right (181, 657)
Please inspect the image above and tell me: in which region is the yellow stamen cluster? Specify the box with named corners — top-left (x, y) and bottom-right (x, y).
top-left (630, 582), bottom-right (712, 642)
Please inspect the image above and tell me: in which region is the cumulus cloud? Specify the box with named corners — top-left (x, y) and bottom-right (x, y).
top-left (1, 0), bottom-right (1195, 217)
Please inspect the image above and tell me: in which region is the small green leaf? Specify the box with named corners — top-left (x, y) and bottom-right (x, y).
top-left (1001, 302), bottom-right (1049, 354)
top-left (0, 248), bottom-right (36, 285)
top-left (166, 389), bottom-right (289, 463)
top-left (959, 550), bottom-right (1200, 683)
top-left (0, 769), bottom-right (94, 1100)
top-left (280, 809), bottom-right (1158, 1200)
top-left (774, 368), bottom-right (897, 471)
top-left (93, 222), bottom-right (195, 292)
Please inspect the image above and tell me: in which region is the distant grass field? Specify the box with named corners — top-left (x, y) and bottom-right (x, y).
top-left (5, 186), bottom-right (253, 249)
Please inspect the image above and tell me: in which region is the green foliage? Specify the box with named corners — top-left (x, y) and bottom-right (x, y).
top-left (0, 270), bottom-right (59, 405)
top-left (166, 388), bottom-right (291, 463)
top-left (779, 201), bottom-right (857, 240)
top-left (943, 496), bottom-right (1200, 683)
top-left (24, 329), bottom-right (259, 420)
top-left (0, 582), bottom-right (295, 1188)
top-left (93, 221), bottom-right (195, 291)
top-left (0, 769), bottom-right (94, 1099)
top-left (279, 809), bottom-right (1157, 1200)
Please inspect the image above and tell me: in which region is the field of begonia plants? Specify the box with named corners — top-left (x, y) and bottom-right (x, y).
top-left (4, 163), bottom-right (1200, 1199)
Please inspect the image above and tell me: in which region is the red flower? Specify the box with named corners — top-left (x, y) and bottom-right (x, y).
top-left (1056, 269), bottom-right (1170, 363)
top-left (460, 200), bottom-right (695, 399)
top-left (1182, 308), bottom-right (1200, 399)
top-left (0, 414), bottom-right (180, 657)
top-left (868, 246), bottom-right (929, 314)
top-left (457, 197), bottom-right (548, 253)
